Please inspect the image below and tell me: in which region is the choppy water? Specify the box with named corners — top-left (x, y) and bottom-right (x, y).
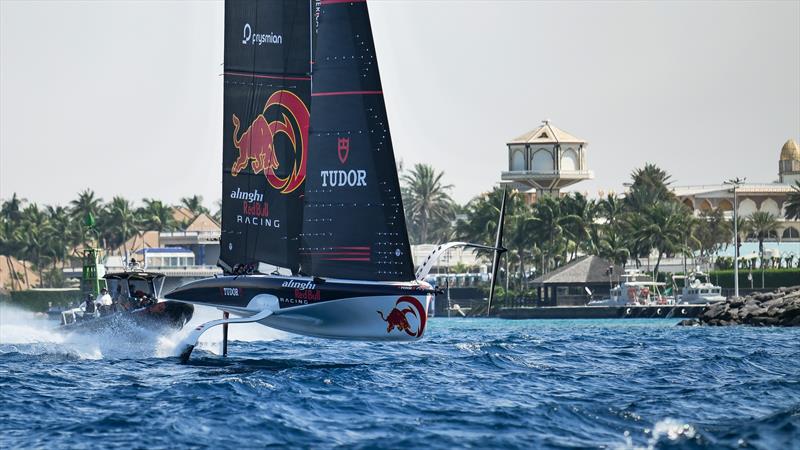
top-left (1, 305), bottom-right (798, 450)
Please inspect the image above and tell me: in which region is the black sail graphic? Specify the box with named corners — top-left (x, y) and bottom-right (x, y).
top-left (299, 0), bottom-right (415, 281)
top-left (220, 0), bottom-right (311, 272)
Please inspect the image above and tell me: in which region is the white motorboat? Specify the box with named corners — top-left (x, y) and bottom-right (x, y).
top-left (588, 269), bottom-right (672, 307)
top-left (672, 272), bottom-right (726, 305)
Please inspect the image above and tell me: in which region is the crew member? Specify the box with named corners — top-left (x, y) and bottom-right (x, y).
top-left (84, 294), bottom-right (96, 316)
top-left (95, 288), bottom-right (113, 315)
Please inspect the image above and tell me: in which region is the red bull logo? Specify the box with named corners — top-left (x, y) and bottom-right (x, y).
top-left (231, 90), bottom-right (310, 194)
top-left (377, 296), bottom-right (427, 338)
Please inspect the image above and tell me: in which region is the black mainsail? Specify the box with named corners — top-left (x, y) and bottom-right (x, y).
top-left (221, 0), bottom-right (312, 272)
top-left (220, 0), bottom-right (413, 281)
top-left (299, 0), bottom-right (415, 281)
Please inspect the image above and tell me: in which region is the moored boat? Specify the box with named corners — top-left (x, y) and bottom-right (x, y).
top-left (587, 269), bottom-right (672, 307)
top-left (671, 272), bottom-right (726, 305)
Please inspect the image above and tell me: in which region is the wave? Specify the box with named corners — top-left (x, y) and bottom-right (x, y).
top-left (0, 303), bottom-right (288, 360)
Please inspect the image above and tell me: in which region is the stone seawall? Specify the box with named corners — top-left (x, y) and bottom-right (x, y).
top-left (679, 286), bottom-right (800, 327)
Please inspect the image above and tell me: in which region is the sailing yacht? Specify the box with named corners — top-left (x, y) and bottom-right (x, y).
top-left (166, 0), bottom-right (504, 361)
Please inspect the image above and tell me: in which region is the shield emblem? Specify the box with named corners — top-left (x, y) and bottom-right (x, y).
top-left (337, 137), bottom-right (350, 164)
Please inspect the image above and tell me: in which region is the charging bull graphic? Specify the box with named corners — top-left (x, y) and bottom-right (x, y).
top-left (377, 296), bottom-right (427, 338)
top-left (231, 90), bottom-right (310, 194)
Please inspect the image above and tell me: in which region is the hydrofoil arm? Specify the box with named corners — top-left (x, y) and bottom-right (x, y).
top-left (414, 242), bottom-right (499, 281)
top-left (177, 306), bottom-right (275, 363)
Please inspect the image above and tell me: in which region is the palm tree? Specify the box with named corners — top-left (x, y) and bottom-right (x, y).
top-left (630, 201), bottom-right (692, 277)
top-left (212, 199), bottom-right (222, 223)
top-left (180, 195), bottom-right (210, 219)
top-left (45, 205), bottom-right (73, 269)
top-left (1, 193), bottom-right (25, 224)
top-left (16, 204), bottom-right (52, 286)
top-left (747, 211), bottom-right (779, 261)
top-left (456, 188), bottom-right (531, 290)
top-left (528, 195), bottom-right (569, 273)
top-left (785, 180), bottom-right (800, 220)
top-left (559, 192), bottom-right (598, 259)
top-left (1, 193), bottom-right (26, 287)
top-left (139, 199), bottom-right (178, 232)
top-left (599, 194), bottom-right (625, 229)
top-left (103, 196), bottom-right (140, 253)
top-left (625, 164), bottom-right (675, 212)
top-left (597, 228), bottom-right (630, 268)
top-left (401, 164), bottom-right (455, 244)
top-left (70, 189), bottom-right (103, 245)
top-left (69, 189), bottom-right (103, 221)
top-left (694, 208), bottom-right (733, 260)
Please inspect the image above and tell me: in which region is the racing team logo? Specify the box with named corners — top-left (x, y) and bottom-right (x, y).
top-left (377, 296), bottom-right (427, 338)
top-left (231, 90), bottom-right (310, 194)
top-left (337, 137), bottom-right (350, 164)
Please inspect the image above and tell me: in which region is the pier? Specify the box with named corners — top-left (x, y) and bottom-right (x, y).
top-left (499, 304), bottom-right (707, 320)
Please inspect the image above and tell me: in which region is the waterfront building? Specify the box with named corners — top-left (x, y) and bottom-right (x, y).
top-left (502, 120), bottom-right (593, 201)
top-left (63, 213), bottom-right (223, 291)
top-left (531, 255), bottom-right (623, 306)
top-left (667, 138), bottom-right (800, 270)
top-left (673, 139), bottom-right (800, 237)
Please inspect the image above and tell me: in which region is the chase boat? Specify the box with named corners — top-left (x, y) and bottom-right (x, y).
top-left (59, 253), bottom-right (193, 334)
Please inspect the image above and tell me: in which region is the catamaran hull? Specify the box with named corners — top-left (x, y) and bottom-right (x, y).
top-left (165, 276), bottom-right (433, 341)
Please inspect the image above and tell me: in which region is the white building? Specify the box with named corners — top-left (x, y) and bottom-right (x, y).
top-left (502, 120), bottom-right (593, 199)
top-left (671, 138), bottom-right (800, 266)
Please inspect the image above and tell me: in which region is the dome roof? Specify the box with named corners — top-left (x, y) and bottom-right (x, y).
top-left (780, 139), bottom-right (800, 161)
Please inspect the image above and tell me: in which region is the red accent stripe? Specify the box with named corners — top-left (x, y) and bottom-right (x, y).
top-left (225, 71), bottom-right (311, 81)
top-left (311, 90), bottom-right (382, 97)
top-left (301, 252), bottom-right (370, 256)
top-left (322, 257), bottom-right (371, 261)
top-left (321, 0), bottom-right (366, 4)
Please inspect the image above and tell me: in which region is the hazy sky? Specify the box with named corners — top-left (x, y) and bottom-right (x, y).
top-left (2, 0), bottom-right (799, 209)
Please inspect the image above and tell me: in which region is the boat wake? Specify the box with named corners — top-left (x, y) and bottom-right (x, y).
top-left (0, 304), bottom-right (287, 360)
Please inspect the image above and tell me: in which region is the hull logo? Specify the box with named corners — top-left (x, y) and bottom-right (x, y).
top-left (222, 287), bottom-right (241, 296)
top-left (377, 296), bottom-right (426, 338)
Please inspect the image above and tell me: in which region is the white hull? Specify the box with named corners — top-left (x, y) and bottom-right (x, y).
top-left (256, 294), bottom-right (430, 341)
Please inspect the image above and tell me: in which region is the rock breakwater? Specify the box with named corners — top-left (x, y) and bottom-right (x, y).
top-left (679, 286), bottom-right (800, 327)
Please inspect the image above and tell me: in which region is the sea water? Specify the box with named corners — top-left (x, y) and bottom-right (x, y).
top-left (1, 305), bottom-right (798, 449)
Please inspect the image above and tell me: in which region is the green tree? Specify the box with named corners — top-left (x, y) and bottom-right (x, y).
top-left (180, 195), bottom-right (210, 219)
top-left (785, 180), bottom-right (800, 220)
top-left (102, 196), bottom-right (140, 253)
top-left (139, 199), bottom-right (178, 232)
top-left (45, 205), bottom-right (73, 270)
top-left (747, 212), bottom-right (779, 261)
top-left (625, 163), bottom-right (675, 211)
top-left (15, 204), bottom-right (52, 286)
top-left (401, 164), bottom-right (456, 244)
top-left (630, 201), bottom-right (692, 277)
top-left (693, 208), bottom-right (733, 260)
top-left (560, 192), bottom-right (598, 259)
top-left (70, 189), bottom-right (103, 245)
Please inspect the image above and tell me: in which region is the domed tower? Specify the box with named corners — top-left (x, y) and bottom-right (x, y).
top-left (779, 138), bottom-right (800, 184)
top-left (502, 120), bottom-right (593, 198)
